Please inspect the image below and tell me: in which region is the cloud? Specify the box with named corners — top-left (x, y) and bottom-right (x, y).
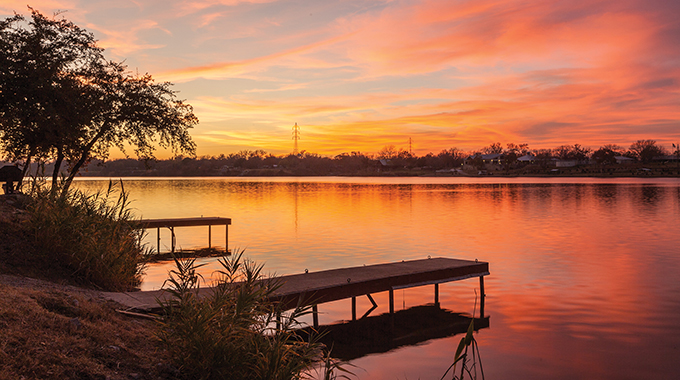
top-left (3, 0), bottom-right (680, 156)
top-left (84, 19), bottom-right (169, 56)
top-left (155, 28), bottom-right (357, 82)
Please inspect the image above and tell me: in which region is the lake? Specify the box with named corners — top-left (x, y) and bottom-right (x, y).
top-left (74, 177), bottom-right (680, 379)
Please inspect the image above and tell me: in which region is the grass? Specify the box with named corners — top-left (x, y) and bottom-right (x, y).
top-left (157, 251), bottom-right (341, 380)
top-left (0, 181), bottom-right (347, 379)
top-left (2, 179), bottom-right (149, 291)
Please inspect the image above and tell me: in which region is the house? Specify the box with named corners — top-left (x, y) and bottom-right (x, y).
top-left (553, 158), bottom-right (590, 168)
top-left (652, 155), bottom-right (680, 162)
top-left (555, 160), bottom-right (578, 168)
top-left (463, 153), bottom-right (504, 171)
top-left (517, 154), bottom-right (535, 164)
top-left (614, 156), bottom-right (636, 164)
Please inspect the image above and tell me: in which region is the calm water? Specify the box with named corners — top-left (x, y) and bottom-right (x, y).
top-left (74, 177), bottom-right (680, 379)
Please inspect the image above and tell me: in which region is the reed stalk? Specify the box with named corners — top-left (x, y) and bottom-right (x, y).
top-left (157, 251), bottom-right (345, 380)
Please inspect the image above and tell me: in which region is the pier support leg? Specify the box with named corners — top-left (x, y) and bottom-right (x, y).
top-left (156, 227), bottom-right (160, 254)
top-left (434, 283), bottom-right (440, 308)
top-left (225, 225), bottom-right (229, 254)
top-left (170, 227), bottom-right (175, 253)
top-left (312, 305), bottom-right (319, 329)
top-left (362, 294), bottom-right (378, 319)
top-left (351, 297), bottom-right (356, 321)
top-left (479, 276), bottom-right (485, 318)
top-left (389, 289), bottom-right (394, 314)
top-left (208, 225), bottom-right (211, 248)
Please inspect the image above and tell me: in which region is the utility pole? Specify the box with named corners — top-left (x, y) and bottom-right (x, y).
top-left (292, 123), bottom-right (300, 155)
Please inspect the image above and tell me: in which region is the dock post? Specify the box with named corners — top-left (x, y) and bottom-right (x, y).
top-left (208, 225), bottom-right (211, 248)
top-left (170, 227), bottom-right (175, 253)
top-left (225, 225), bottom-right (229, 253)
top-left (434, 283), bottom-right (440, 308)
top-left (389, 289), bottom-right (394, 314)
top-left (156, 227), bottom-right (160, 254)
top-left (479, 276), bottom-right (485, 318)
top-left (312, 305), bottom-right (319, 329)
top-left (351, 297), bottom-right (357, 321)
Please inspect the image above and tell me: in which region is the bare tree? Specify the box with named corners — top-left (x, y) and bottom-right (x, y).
top-left (628, 140), bottom-right (666, 163)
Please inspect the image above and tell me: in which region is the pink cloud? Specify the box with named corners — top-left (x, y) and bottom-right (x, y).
top-left (3, 0), bottom-right (679, 156)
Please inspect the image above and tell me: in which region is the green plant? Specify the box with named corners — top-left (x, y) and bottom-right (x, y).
top-left (316, 349), bottom-right (355, 380)
top-left (441, 292), bottom-right (485, 380)
top-left (158, 250), bottom-right (331, 380)
top-left (22, 179), bottom-right (149, 290)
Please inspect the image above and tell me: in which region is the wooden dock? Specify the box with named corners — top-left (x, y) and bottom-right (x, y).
top-left (105, 257), bottom-right (489, 327)
top-left (271, 257), bottom-right (489, 326)
top-left (140, 217), bottom-right (231, 254)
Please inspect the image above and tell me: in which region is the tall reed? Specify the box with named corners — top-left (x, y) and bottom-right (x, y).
top-left (157, 251), bottom-right (332, 380)
top-left (23, 179), bottom-right (149, 290)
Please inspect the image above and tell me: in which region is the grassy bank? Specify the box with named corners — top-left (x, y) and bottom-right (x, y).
top-left (0, 184), bottom-right (337, 380)
top-left (0, 183), bottom-right (168, 379)
top-left (0, 181), bottom-right (148, 291)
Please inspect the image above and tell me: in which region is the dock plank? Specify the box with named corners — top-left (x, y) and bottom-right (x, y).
top-left (270, 258), bottom-right (489, 308)
top-left (104, 257), bottom-right (488, 313)
top-left (141, 217), bottom-right (231, 228)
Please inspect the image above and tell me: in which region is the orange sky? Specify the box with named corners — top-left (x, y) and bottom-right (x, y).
top-left (3, 0), bottom-right (680, 158)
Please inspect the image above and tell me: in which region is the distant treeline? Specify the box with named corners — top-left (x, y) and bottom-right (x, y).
top-left (60, 139), bottom-right (679, 177)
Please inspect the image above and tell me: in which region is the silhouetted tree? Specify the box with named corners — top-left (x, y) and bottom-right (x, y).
top-left (335, 152), bottom-right (373, 173)
top-left (553, 144), bottom-right (590, 161)
top-left (592, 144), bottom-right (624, 165)
top-left (629, 140), bottom-right (666, 163)
top-left (532, 149), bottom-right (554, 167)
top-left (482, 142), bottom-right (503, 154)
top-left (0, 8), bottom-right (196, 194)
top-left (502, 143), bottom-right (529, 169)
top-left (377, 145), bottom-right (398, 159)
top-left (437, 148), bottom-right (465, 168)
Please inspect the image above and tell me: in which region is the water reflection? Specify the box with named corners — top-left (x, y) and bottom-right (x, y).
top-left (303, 305), bottom-right (489, 361)
top-left (72, 177), bottom-right (680, 379)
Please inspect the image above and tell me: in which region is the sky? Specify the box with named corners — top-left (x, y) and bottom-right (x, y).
top-left (2, 0), bottom-right (680, 158)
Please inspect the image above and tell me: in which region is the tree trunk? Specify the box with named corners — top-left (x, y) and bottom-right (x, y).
top-left (51, 148), bottom-right (64, 197)
top-left (18, 153), bottom-right (33, 192)
top-left (60, 127), bottom-right (108, 197)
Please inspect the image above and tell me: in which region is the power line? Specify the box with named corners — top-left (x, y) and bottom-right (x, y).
top-left (292, 123), bottom-right (301, 155)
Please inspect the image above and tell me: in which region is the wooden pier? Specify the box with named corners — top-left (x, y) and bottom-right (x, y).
top-left (270, 257), bottom-right (489, 327)
top-left (140, 217), bottom-right (231, 254)
top-left (105, 257), bottom-right (489, 327)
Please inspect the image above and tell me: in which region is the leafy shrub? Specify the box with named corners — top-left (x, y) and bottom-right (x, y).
top-left (157, 251), bottom-right (333, 380)
top-left (22, 179), bottom-right (148, 290)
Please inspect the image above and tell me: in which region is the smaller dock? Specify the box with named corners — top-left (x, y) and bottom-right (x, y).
top-left (105, 257), bottom-right (489, 328)
top-left (140, 217), bottom-right (231, 254)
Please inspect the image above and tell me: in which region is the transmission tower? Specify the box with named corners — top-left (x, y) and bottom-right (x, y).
top-left (408, 137), bottom-right (413, 155)
top-left (292, 123), bottom-right (301, 155)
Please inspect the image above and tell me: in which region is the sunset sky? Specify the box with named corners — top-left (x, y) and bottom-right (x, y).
top-left (2, 0), bottom-right (680, 158)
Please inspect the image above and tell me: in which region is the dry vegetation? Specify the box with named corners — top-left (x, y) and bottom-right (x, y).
top-left (0, 192), bottom-right (172, 379)
top-left (0, 275), bottom-right (172, 380)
